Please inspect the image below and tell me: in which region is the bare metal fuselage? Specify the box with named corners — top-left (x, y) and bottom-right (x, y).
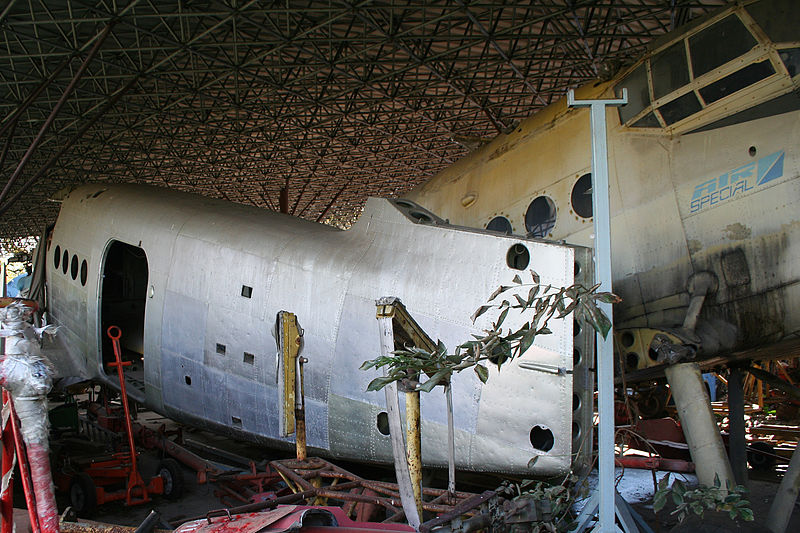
top-left (45, 185), bottom-right (592, 476)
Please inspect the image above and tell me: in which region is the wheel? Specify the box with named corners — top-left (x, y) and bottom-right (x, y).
top-left (747, 441), bottom-right (776, 471)
top-left (158, 458), bottom-right (184, 500)
top-left (69, 472), bottom-right (97, 517)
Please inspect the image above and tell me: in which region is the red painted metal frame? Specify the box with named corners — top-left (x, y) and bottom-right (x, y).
top-left (1, 391), bottom-right (14, 533)
top-left (104, 325), bottom-right (149, 506)
top-left (8, 400), bottom-right (40, 533)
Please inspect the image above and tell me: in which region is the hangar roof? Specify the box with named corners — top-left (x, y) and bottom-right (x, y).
top-left (0, 0), bottom-right (727, 248)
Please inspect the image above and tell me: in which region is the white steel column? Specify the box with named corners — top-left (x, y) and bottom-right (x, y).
top-left (568, 89), bottom-right (627, 533)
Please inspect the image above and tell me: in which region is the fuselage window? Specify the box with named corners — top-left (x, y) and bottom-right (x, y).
top-left (651, 41), bottom-right (689, 100)
top-left (486, 216), bottom-right (512, 234)
top-left (70, 255), bottom-right (79, 280)
top-left (80, 260), bottom-right (88, 286)
top-left (54, 245), bottom-right (61, 270)
top-left (688, 15), bottom-right (756, 78)
top-left (524, 196), bottom-right (556, 238)
top-left (617, 64), bottom-right (649, 124)
top-left (571, 174), bottom-right (593, 219)
top-left (62, 250), bottom-right (69, 274)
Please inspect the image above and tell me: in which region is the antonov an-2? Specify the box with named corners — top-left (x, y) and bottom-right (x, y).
top-left (40, 0), bottom-right (798, 476)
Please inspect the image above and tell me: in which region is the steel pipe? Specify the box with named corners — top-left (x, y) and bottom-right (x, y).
top-left (664, 363), bottom-right (734, 489)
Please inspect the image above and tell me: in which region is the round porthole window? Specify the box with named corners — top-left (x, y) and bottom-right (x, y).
top-left (524, 196), bottom-right (556, 238)
top-left (506, 244), bottom-right (530, 270)
top-left (486, 216), bottom-right (512, 234)
top-left (571, 173), bottom-right (593, 218)
top-left (530, 425), bottom-right (555, 452)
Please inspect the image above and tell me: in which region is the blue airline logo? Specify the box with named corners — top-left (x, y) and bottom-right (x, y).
top-left (690, 150), bottom-right (785, 214)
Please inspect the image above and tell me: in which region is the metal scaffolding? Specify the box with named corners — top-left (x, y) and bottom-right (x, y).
top-left (0, 0), bottom-right (726, 244)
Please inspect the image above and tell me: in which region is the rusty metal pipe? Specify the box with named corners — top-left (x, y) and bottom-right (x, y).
top-left (0, 23), bottom-right (113, 205)
top-left (174, 489), bottom-right (316, 526)
top-left (0, 70), bottom-right (138, 216)
top-left (0, 53), bottom-right (73, 140)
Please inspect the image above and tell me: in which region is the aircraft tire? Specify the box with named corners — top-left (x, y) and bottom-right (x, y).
top-left (69, 472), bottom-right (97, 517)
top-left (158, 458), bottom-right (184, 500)
top-left (747, 441), bottom-right (776, 471)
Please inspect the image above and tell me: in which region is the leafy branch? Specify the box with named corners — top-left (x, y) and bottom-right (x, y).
top-left (360, 270), bottom-right (619, 393)
top-left (653, 473), bottom-right (754, 523)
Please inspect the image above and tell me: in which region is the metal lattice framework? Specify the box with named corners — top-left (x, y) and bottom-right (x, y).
top-left (0, 0), bottom-right (728, 248)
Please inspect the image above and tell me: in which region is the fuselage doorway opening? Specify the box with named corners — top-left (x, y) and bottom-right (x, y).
top-left (100, 240), bottom-right (148, 395)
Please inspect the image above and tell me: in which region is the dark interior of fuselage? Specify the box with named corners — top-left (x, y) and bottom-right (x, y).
top-left (100, 240), bottom-right (148, 394)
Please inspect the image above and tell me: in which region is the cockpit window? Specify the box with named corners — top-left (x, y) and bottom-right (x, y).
top-left (618, 64), bottom-right (649, 124)
top-left (632, 112), bottom-right (661, 128)
top-left (747, 0), bottom-right (800, 44)
top-left (779, 49), bottom-right (800, 78)
top-left (688, 15), bottom-right (757, 77)
top-left (698, 61), bottom-right (774, 104)
top-left (651, 42), bottom-right (689, 100)
top-left (615, 3), bottom-right (792, 133)
top-left (658, 92), bottom-right (703, 125)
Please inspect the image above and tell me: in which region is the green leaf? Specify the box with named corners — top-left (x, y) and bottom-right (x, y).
top-left (514, 293), bottom-right (527, 307)
top-left (519, 328), bottom-right (537, 354)
top-left (512, 274), bottom-right (522, 284)
top-left (713, 473), bottom-right (721, 489)
top-left (495, 307), bottom-right (510, 328)
top-left (436, 340), bottom-right (447, 356)
top-left (527, 456), bottom-right (539, 469)
top-left (360, 359), bottom-right (379, 371)
top-left (488, 285), bottom-right (509, 302)
top-left (527, 285), bottom-right (539, 305)
top-left (530, 270), bottom-right (540, 284)
top-left (471, 305), bottom-right (491, 322)
top-left (739, 508), bottom-right (754, 521)
top-left (366, 376), bottom-right (396, 392)
top-left (537, 326), bottom-right (552, 335)
top-left (474, 364), bottom-right (489, 383)
top-left (672, 479), bottom-right (686, 498)
top-left (418, 369), bottom-right (450, 392)
top-left (672, 490), bottom-right (684, 506)
top-left (653, 491), bottom-right (668, 513)
top-left (594, 292), bottom-right (622, 304)
top-left (658, 474), bottom-right (671, 492)
top-left (691, 502), bottom-right (703, 516)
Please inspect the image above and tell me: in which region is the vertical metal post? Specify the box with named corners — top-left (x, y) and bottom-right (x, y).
top-left (728, 368), bottom-right (748, 486)
top-left (295, 356), bottom-right (308, 461)
top-left (376, 298), bottom-right (421, 530)
top-left (406, 387), bottom-right (423, 518)
top-left (568, 89), bottom-right (627, 533)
